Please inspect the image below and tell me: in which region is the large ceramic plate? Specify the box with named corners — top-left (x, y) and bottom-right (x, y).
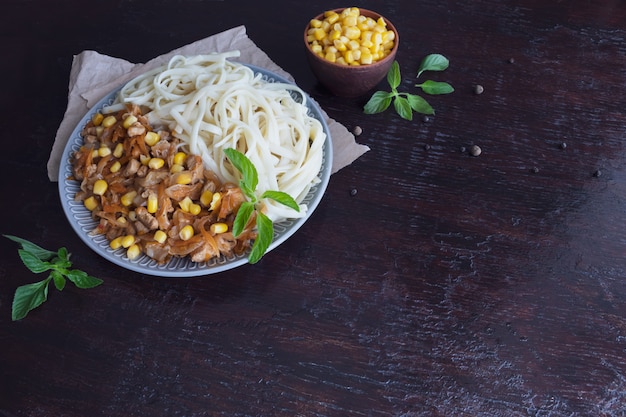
top-left (58, 64), bottom-right (332, 277)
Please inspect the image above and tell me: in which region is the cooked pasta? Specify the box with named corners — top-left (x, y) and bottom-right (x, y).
top-left (103, 51), bottom-right (325, 222)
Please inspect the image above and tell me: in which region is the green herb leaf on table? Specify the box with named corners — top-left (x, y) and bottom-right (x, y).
top-left (363, 91), bottom-right (393, 114)
top-left (12, 278), bottom-right (51, 321)
top-left (4, 234), bottom-right (103, 321)
top-left (363, 54), bottom-right (453, 120)
top-left (416, 80), bottom-right (455, 95)
top-left (387, 60), bottom-right (402, 89)
top-left (224, 148), bottom-right (300, 264)
top-left (417, 54), bottom-right (450, 78)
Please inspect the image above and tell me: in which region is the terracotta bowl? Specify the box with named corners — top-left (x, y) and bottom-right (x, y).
top-left (304, 8), bottom-right (399, 98)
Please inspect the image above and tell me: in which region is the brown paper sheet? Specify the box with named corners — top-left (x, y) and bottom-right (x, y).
top-left (47, 25), bottom-right (369, 181)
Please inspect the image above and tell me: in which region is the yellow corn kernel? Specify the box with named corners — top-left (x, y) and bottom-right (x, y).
top-left (329, 29), bottom-right (341, 41)
top-left (110, 236), bottom-right (123, 250)
top-left (147, 193), bottom-right (158, 214)
top-left (361, 39), bottom-right (374, 49)
top-left (121, 190), bottom-right (137, 207)
top-left (170, 163), bottom-right (184, 174)
top-left (209, 192), bottom-right (221, 211)
top-left (175, 172), bottom-right (192, 185)
top-left (128, 210), bottom-right (137, 221)
top-left (93, 179), bottom-right (108, 196)
top-left (122, 115), bottom-right (138, 129)
top-left (189, 203), bottom-right (201, 216)
top-left (98, 146), bottom-right (111, 157)
top-left (309, 18), bottom-right (323, 28)
top-left (333, 39), bottom-right (347, 52)
top-left (324, 51), bottom-right (337, 63)
top-left (84, 196), bottom-right (98, 211)
top-left (311, 43), bottom-right (323, 54)
top-left (154, 230), bottom-right (167, 244)
top-left (360, 51), bottom-right (373, 65)
top-left (200, 190), bottom-right (213, 207)
top-left (179, 196), bottom-right (193, 212)
top-left (324, 11), bottom-right (339, 24)
top-left (92, 149), bottom-right (99, 159)
top-left (343, 15), bottom-right (358, 27)
top-left (210, 222), bottom-right (228, 235)
top-left (173, 151), bottom-right (187, 165)
top-left (110, 161), bottom-right (121, 173)
top-left (148, 157), bottom-right (165, 170)
top-left (95, 126), bottom-right (104, 138)
top-left (144, 131), bottom-right (160, 146)
top-left (92, 113), bottom-right (104, 126)
top-left (126, 244), bottom-right (141, 260)
top-left (179, 225), bottom-right (194, 241)
top-left (312, 28), bottom-right (326, 41)
top-left (382, 30), bottom-right (395, 43)
top-left (102, 115), bottom-right (117, 128)
top-left (121, 235), bottom-right (135, 248)
top-left (343, 50), bottom-right (355, 64)
top-left (373, 23), bottom-right (386, 33)
top-left (113, 143), bottom-right (124, 158)
top-left (140, 154), bottom-right (151, 165)
top-left (117, 216), bottom-right (127, 226)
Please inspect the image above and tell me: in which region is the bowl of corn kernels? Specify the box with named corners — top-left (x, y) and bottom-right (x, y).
top-left (304, 7), bottom-right (399, 97)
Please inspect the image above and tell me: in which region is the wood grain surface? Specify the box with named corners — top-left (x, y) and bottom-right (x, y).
top-left (1, 0), bottom-right (626, 416)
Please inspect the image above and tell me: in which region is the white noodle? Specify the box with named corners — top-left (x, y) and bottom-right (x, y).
top-left (103, 51), bottom-right (325, 222)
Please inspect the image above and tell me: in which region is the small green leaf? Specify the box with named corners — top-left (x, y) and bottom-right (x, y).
top-left (18, 249), bottom-right (54, 274)
top-left (4, 235), bottom-right (57, 261)
top-left (261, 190), bottom-right (300, 212)
top-left (394, 96), bottom-right (413, 120)
top-left (12, 278), bottom-right (51, 321)
top-left (65, 269), bottom-right (104, 289)
top-left (363, 91), bottom-right (393, 114)
top-left (52, 270), bottom-right (66, 291)
top-left (232, 201), bottom-right (255, 237)
top-left (407, 94), bottom-right (435, 115)
top-left (417, 54), bottom-right (449, 78)
top-left (224, 148), bottom-right (258, 199)
top-left (416, 80), bottom-right (454, 95)
top-left (387, 60), bottom-right (401, 90)
top-left (248, 212), bottom-right (273, 264)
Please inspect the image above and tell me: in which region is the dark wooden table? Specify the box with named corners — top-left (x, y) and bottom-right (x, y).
top-left (2, 0), bottom-right (626, 415)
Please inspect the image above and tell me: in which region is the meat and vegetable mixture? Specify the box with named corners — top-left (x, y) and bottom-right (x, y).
top-left (71, 104), bottom-right (257, 264)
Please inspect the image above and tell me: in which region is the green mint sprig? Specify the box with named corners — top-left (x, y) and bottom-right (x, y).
top-left (364, 54), bottom-right (454, 120)
top-left (224, 148), bottom-right (300, 264)
top-left (4, 235), bottom-right (103, 321)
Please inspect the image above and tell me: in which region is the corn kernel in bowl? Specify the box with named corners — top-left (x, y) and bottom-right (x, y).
top-left (306, 7), bottom-right (396, 66)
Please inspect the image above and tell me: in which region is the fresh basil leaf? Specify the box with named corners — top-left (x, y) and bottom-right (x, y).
top-left (65, 269), bottom-right (103, 289)
top-left (248, 212), bottom-right (273, 264)
top-left (18, 249), bottom-right (54, 274)
top-left (417, 80), bottom-right (455, 95)
top-left (232, 201), bottom-right (255, 237)
top-left (417, 54), bottom-right (449, 78)
top-left (261, 190), bottom-right (300, 212)
top-left (224, 148), bottom-right (258, 197)
top-left (363, 91), bottom-right (393, 114)
top-left (407, 94), bottom-right (435, 115)
top-left (394, 96), bottom-right (413, 121)
top-left (12, 278), bottom-right (51, 321)
top-left (52, 270), bottom-right (66, 291)
top-left (4, 234), bottom-right (57, 261)
top-left (387, 60), bottom-right (401, 90)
